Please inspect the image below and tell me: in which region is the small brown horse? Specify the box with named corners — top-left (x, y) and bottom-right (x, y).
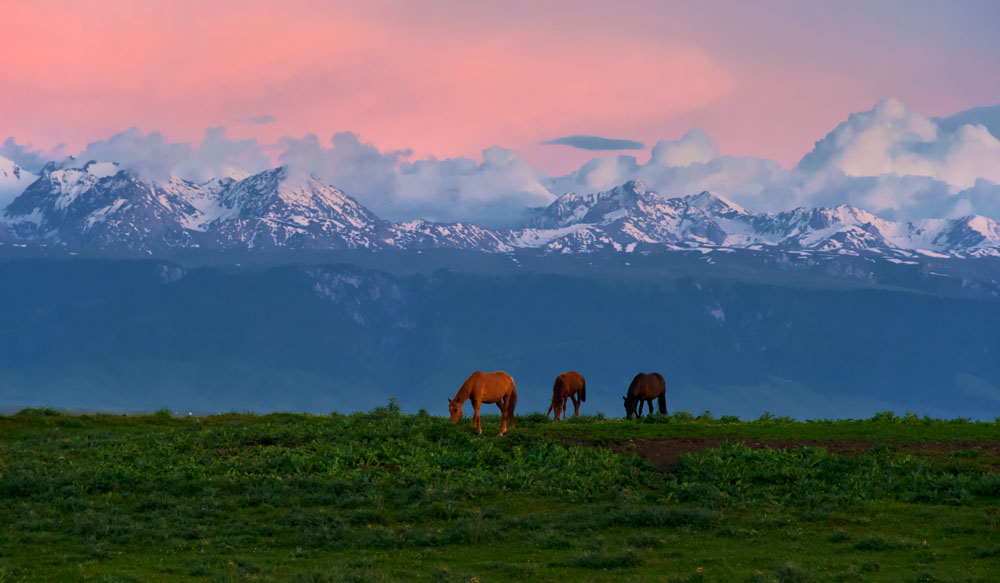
top-left (623, 372), bottom-right (666, 420)
top-left (547, 371), bottom-right (586, 420)
top-left (448, 371), bottom-right (518, 435)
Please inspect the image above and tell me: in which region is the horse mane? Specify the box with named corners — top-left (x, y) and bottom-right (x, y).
top-left (552, 375), bottom-right (564, 400)
top-left (627, 372), bottom-right (644, 397)
top-left (452, 372), bottom-right (479, 403)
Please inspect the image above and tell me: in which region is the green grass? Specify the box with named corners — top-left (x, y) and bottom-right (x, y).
top-left (1, 405), bottom-right (1000, 581)
top-left (527, 410), bottom-right (1000, 443)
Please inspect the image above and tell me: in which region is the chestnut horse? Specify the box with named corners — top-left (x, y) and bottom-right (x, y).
top-left (448, 371), bottom-right (518, 435)
top-left (623, 372), bottom-right (666, 420)
top-left (547, 371), bottom-right (586, 420)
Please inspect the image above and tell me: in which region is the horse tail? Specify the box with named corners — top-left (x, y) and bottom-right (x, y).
top-left (508, 386), bottom-right (518, 427)
top-left (580, 378), bottom-right (587, 402)
top-left (656, 373), bottom-right (667, 414)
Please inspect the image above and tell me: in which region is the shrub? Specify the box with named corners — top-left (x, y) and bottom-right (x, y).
top-left (568, 551), bottom-right (642, 569)
top-left (609, 506), bottom-right (717, 529)
top-left (626, 532), bottom-right (663, 548)
top-left (14, 407), bottom-right (63, 417)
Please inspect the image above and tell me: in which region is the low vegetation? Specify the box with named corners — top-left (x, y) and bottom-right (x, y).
top-left (2, 404), bottom-right (1000, 581)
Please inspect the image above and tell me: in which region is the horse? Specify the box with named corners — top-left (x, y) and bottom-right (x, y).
top-left (547, 371), bottom-right (586, 420)
top-left (448, 370), bottom-right (518, 435)
top-left (623, 372), bottom-right (666, 420)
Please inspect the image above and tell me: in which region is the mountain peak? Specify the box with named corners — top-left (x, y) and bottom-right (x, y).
top-left (620, 178), bottom-right (649, 194)
top-left (685, 191), bottom-right (747, 215)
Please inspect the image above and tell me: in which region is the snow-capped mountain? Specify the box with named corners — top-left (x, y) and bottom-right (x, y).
top-left (4, 161), bottom-right (211, 253)
top-left (0, 156), bottom-right (37, 210)
top-left (0, 161), bottom-right (508, 254)
top-left (2, 166), bottom-right (1000, 259)
top-left (514, 179), bottom-right (1000, 257)
top-left (208, 167), bottom-right (386, 250)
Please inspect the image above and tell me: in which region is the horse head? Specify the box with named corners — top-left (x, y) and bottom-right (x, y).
top-left (447, 397), bottom-right (462, 422)
top-left (624, 372), bottom-right (645, 420)
top-left (623, 394), bottom-right (639, 420)
top-left (549, 397), bottom-right (563, 420)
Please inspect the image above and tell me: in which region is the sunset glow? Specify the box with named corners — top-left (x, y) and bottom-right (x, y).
top-left (4, 0), bottom-right (999, 173)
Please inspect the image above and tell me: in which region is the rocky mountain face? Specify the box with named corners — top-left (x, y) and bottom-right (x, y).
top-left (521, 180), bottom-right (1000, 257)
top-left (3, 159), bottom-right (1000, 259)
top-left (2, 258), bottom-right (999, 419)
top-left (3, 159), bottom-right (1000, 418)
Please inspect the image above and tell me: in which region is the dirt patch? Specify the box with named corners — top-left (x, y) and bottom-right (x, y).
top-left (581, 437), bottom-right (1000, 472)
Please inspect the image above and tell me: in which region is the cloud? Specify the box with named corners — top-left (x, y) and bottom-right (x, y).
top-left (541, 135), bottom-right (644, 151)
top-left (72, 127), bottom-right (270, 183)
top-left (234, 114), bottom-right (276, 125)
top-left (935, 103), bottom-right (1000, 141)
top-left (546, 101), bottom-right (1000, 224)
top-left (279, 132), bottom-right (410, 212)
top-left (74, 128), bottom-right (191, 182)
top-left (649, 129), bottom-right (718, 167)
top-left (277, 131), bottom-right (554, 226)
top-left (0, 137), bottom-right (65, 173)
top-left (798, 98), bottom-right (1000, 189)
top-left (547, 129), bottom-right (782, 201)
top-left (395, 146), bottom-right (554, 226)
top-left (174, 127), bottom-right (272, 183)
top-left (11, 98), bottom-right (1000, 227)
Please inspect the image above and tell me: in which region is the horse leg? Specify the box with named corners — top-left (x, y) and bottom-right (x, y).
top-left (647, 398), bottom-right (655, 415)
top-left (497, 397), bottom-right (508, 436)
top-left (571, 393), bottom-right (580, 416)
top-left (560, 397), bottom-right (568, 420)
top-left (472, 398), bottom-right (483, 434)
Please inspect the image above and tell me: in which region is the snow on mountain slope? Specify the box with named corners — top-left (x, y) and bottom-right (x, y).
top-left (3, 161), bottom-right (210, 253)
top-left (515, 181), bottom-right (1000, 256)
top-left (208, 167), bottom-right (386, 250)
top-left (384, 220), bottom-right (515, 252)
top-left (2, 164), bottom-right (1000, 258)
top-left (0, 156), bottom-right (38, 210)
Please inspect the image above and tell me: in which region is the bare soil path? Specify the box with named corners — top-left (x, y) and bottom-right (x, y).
top-left (583, 437), bottom-right (1000, 472)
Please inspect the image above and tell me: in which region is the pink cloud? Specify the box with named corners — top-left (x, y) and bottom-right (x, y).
top-left (3, 0), bottom-right (998, 175)
top-left (0, 1), bottom-right (732, 168)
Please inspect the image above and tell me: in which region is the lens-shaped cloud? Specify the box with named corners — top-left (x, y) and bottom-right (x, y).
top-left (541, 135), bottom-right (644, 151)
top-left (234, 114), bottom-right (277, 125)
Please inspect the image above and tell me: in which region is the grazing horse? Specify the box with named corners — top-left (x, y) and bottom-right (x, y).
top-left (623, 372), bottom-right (666, 420)
top-left (547, 371), bottom-right (586, 420)
top-left (448, 371), bottom-right (518, 435)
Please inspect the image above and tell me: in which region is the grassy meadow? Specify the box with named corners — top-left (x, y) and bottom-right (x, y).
top-left (2, 404), bottom-right (1000, 582)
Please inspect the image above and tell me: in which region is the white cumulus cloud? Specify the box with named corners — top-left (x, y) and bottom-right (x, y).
top-left (799, 98), bottom-right (1000, 189)
top-left (68, 127), bottom-right (270, 183)
top-left (0, 138), bottom-right (66, 173)
top-left (6, 98), bottom-right (1000, 226)
top-left (396, 146), bottom-right (554, 226)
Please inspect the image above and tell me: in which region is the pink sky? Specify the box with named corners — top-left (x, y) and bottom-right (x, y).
top-left (2, 0), bottom-right (999, 173)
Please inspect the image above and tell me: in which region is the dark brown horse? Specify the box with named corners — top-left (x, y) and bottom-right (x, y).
top-left (623, 372), bottom-right (666, 420)
top-left (547, 371), bottom-right (586, 420)
top-left (448, 370), bottom-right (518, 435)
